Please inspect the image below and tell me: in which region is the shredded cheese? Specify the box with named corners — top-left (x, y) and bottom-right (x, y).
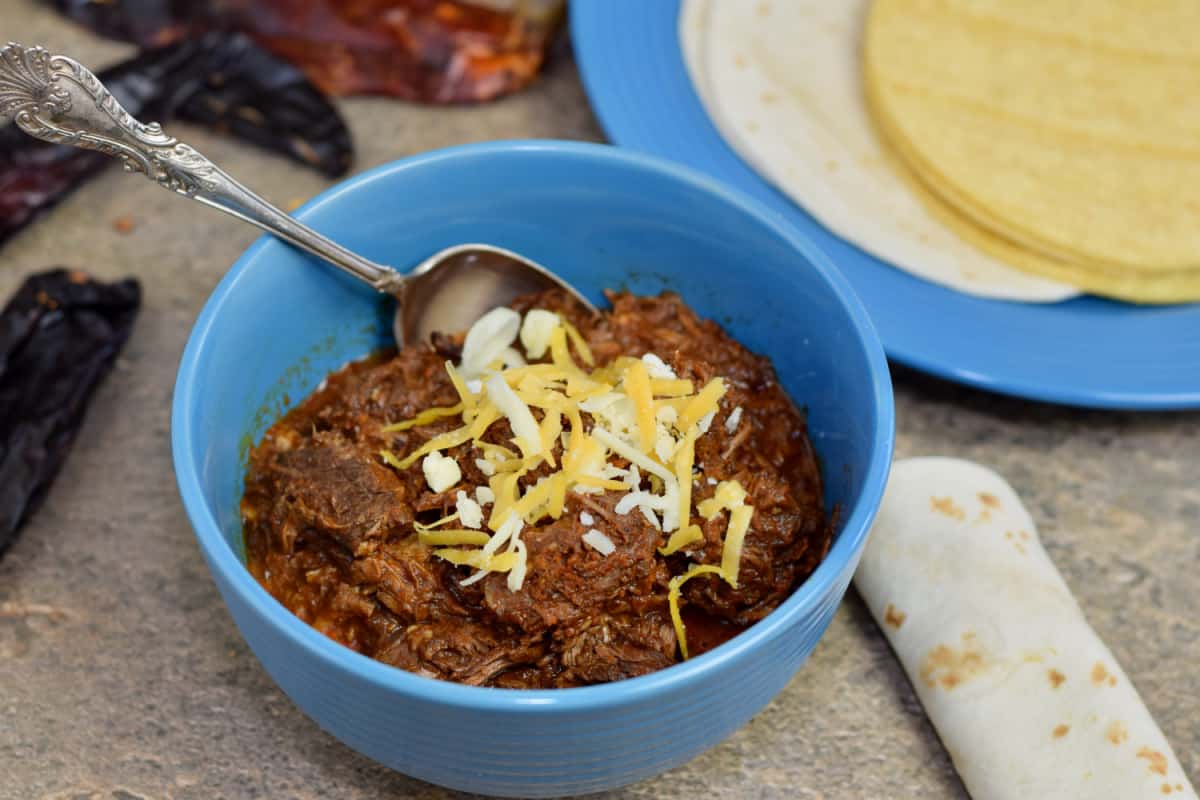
top-left (582, 529), bottom-right (616, 555)
top-left (622, 359), bottom-right (657, 456)
top-left (485, 374), bottom-right (541, 458)
top-left (520, 309), bottom-right (559, 359)
top-left (455, 490), bottom-right (483, 528)
top-left (679, 378), bottom-right (726, 432)
top-left (668, 564), bottom-right (729, 659)
top-left (382, 403), bottom-right (464, 433)
top-left (422, 451), bottom-right (461, 493)
top-left (460, 307), bottom-right (520, 378)
top-left (641, 352), bottom-right (676, 379)
top-left (385, 305), bottom-right (755, 609)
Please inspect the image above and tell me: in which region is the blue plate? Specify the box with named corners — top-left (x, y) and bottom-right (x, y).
top-left (570, 0), bottom-right (1200, 410)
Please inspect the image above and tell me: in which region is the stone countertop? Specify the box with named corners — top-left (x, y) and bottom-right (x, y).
top-left (1, 5), bottom-right (1197, 799)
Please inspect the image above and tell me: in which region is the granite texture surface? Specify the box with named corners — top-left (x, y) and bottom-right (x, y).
top-left (1, 4), bottom-right (1197, 798)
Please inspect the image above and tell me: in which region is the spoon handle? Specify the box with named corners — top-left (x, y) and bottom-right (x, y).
top-left (0, 43), bottom-right (404, 293)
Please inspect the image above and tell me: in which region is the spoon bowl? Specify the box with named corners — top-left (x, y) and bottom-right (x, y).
top-left (0, 42), bottom-right (595, 348)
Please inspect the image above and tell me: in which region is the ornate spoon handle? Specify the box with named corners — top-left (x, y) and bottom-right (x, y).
top-left (0, 42), bottom-right (404, 293)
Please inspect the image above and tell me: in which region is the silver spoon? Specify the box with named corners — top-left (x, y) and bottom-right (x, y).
top-left (0, 42), bottom-right (596, 347)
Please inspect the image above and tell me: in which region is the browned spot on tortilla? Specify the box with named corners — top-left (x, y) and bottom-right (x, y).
top-left (919, 632), bottom-right (990, 690)
top-left (1138, 747), bottom-right (1168, 776)
top-left (1019, 530), bottom-right (1031, 541)
top-left (978, 492), bottom-right (1001, 510)
top-left (1162, 784), bottom-right (1173, 795)
top-left (976, 508), bottom-right (993, 523)
top-left (1048, 668), bottom-right (1066, 688)
top-left (734, 54), bottom-right (747, 68)
top-left (760, 91), bottom-right (778, 104)
top-left (883, 604), bottom-right (906, 629)
top-left (1108, 675), bottom-right (1117, 687)
top-left (1092, 662), bottom-right (1111, 685)
top-left (825, 159), bottom-right (839, 172)
top-left (756, 1), bottom-right (770, 15)
top-left (1106, 720), bottom-right (1129, 745)
top-left (1005, 530), bottom-right (1014, 539)
top-left (930, 496), bottom-right (966, 521)
top-left (1052, 724), bottom-right (1070, 738)
top-left (1014, 543), bottom-right (1027, 555)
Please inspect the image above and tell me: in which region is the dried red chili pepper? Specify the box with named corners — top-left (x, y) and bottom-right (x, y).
top-left (49, 0), bottom-right (564, 102)
top-left (0, 269), bottom-right (141, 558)
top-left (0, 32), bottom-right (352, 248)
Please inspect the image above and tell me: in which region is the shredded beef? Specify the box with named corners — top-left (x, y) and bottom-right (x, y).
top-left (242, 290), bottom-right (831, 687)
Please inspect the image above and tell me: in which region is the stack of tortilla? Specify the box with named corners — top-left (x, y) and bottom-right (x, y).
top-left (681, 0), bottom-right (1200, 304)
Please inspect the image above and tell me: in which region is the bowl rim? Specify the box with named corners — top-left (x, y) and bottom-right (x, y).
top-left (171, 139), bottom-right (894, 713)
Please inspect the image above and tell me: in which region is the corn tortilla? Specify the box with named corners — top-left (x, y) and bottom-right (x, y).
top-left (864, 0), bottom-right (1200, 301)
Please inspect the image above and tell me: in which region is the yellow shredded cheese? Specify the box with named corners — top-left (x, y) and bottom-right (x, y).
top-left (679, 377), bottom-right (726, 432)
top-left (433, 548), bottom-right (519, 571)
top-left (668, 564), bottom-right (729, 659)
top-left (488, 471), bottom-right (523, 530)
top-left (418, 529), bottom-right (492, 546)
top-left (623, 359), bottom-right (657, 456)
top-left (674, 429), bottom-right (697, 531)
top-left (413, 513), bottom-right (459, 534)
top-left (445, 361), bottom-right (477, 417)
top-left (698, 480), bottom-right (748, 519)
top-left (720, 506), bottom-right (753, 588)
top-left (381, 403), bottom-right (464, 433)
top-left (559, 317), bottom-right (595, 366)
top-left (548, 326), bottom-right (578, 373)
top-left (649, 378), bottom-right (694, 398)
top-left (659, 524), bottom-right (704, 556)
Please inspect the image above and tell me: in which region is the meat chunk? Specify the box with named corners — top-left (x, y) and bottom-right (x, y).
top-left (351, 536), bottom-right (468, 623)
top-left (557, 611), bottom-right (676, 686)
top-left (375, 619), bottom-right (545, 686)
top-left (263, 430), bottom-right (411, 556)
top-left (480, 497), bottom-right (666, 634)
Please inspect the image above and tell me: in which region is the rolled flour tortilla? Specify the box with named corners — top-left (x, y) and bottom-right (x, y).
top-left (678, 0), bottom-right (1078, 302)
top-left (855, 458), bottom-right (1196, 799)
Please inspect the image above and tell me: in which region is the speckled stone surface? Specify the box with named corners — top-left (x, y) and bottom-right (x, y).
top-left (1, 5), bottom-right (1197, 798)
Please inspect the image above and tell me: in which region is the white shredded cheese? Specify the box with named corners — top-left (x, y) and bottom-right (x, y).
top-left (582, 529), bottom-right (616, 556)
top-left (422, 451), bottom-right (461, 493)
top-left (460, 307), bottom-right (520, 378)
top-left (475, 485), bottom-right (495, 506)
top-left (708, 476), bottom-right (718, 485)
top-left (592, 427), bottom-right (675, 483)
top-left (486, 373), bottom-right (541, 455)
top-left (507, 538), bottom-right (528, 591)
top-left (579, 511), bottom-right (596, 526)
top-left (640, 506), bottom-right (662, 529)
top-left (519, 309), bottom-right (560, 359)
top-left (725, 406), bottom-right (743, 434)
top-left (655, 405), bottom-right (678, 426)
top-left (499, 346), bottom-right (527, 370)
top-left (698, 410), bottom-right (716, 434)
top-left (614, 491), bottom-right (664, 515)
top-left (474, 457), bottom-right (496, 477)
top-left (466, 378), bottom-right (483, 394)
top-left (641, 352), bottom-right (677, 380)
top-left (455, 491), bottom-right (483, 529)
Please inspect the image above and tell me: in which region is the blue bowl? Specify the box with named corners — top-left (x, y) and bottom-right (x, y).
top-left (171, 140), bottom-right (894, 797)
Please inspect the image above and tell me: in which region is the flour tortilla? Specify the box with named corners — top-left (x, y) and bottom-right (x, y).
top-left (864, 0), bottom-right (1200, 298)
top-left (855, 458), bottom-right (1197, 800)
top-left (679, 0), bottom-right (1078, 302)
